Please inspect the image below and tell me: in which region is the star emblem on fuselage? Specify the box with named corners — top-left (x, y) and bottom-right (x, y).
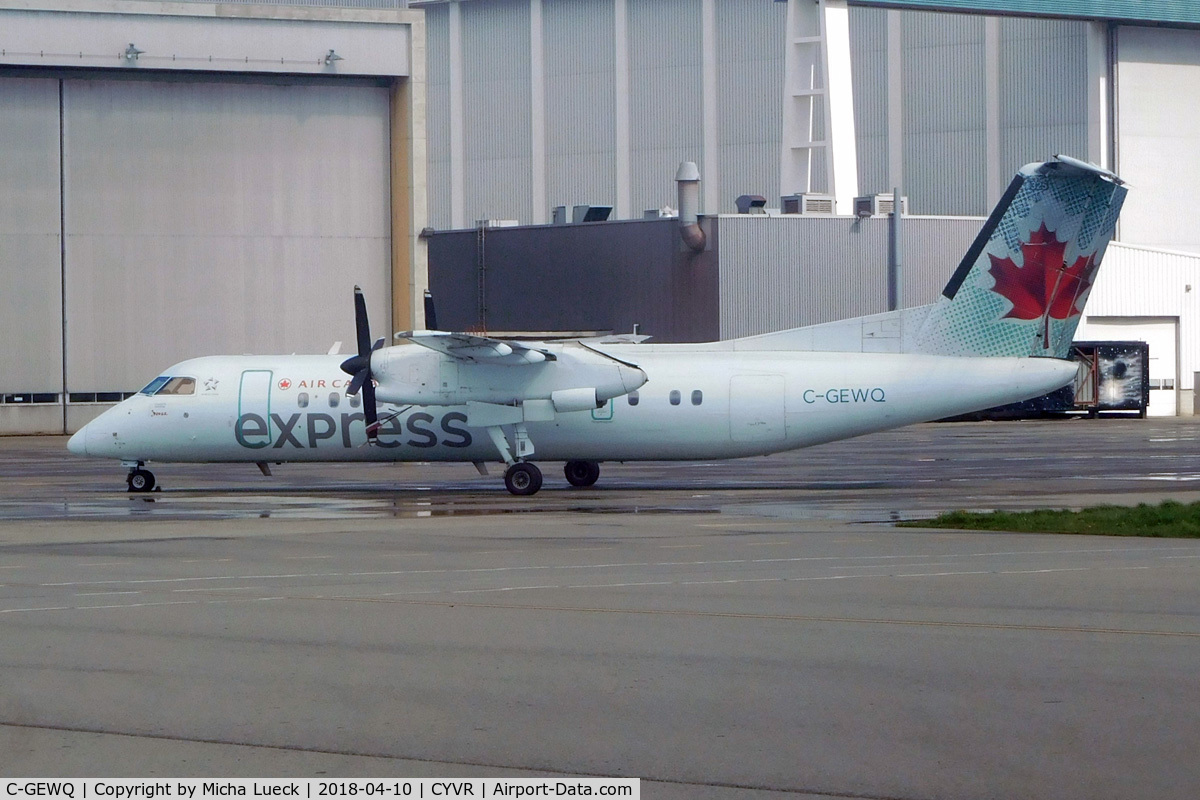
top-left (204, 378), bottom-right (219, 392)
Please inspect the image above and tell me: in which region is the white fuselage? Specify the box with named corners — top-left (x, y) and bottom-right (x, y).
top-left (69, 344), bottom-right (1077, 465)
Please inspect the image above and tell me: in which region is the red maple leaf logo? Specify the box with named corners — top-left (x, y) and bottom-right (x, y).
top-left (988, 223), bottom-right (1098, 322)
top-left (278, 379), bottom-right (292, 390)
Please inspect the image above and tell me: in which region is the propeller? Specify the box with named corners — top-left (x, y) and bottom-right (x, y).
top-left (424, 289), bottom-right (438, 330)
top-left (339, 286), bottom-right (385, 441)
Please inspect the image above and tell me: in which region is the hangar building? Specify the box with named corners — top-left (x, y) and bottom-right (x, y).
top-left (415, 0), bottom-right (1200, 416)
top-left (0, 0), bottom-right (427, 434)
top-left (2, 0), bottom-right (1197, 431)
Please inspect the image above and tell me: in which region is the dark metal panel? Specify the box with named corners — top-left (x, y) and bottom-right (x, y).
top-left (428, 219), bottom-right (719, 342)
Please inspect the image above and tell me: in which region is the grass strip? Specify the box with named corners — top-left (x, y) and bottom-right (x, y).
top-left (899, 500), bottom-right (1200, 538)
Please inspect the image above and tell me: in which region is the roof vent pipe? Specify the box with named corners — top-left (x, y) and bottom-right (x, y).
top-left (675, 161), bottom-right (705, 252)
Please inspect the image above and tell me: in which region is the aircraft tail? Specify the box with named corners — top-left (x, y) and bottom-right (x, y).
top-left (911, 155), bottom-right (1126, 358)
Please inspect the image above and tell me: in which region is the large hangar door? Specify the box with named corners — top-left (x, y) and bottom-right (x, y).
top-left (62, 78), bottom-right (392, 410)
top-left (0, 78), bottom-right (64, 433)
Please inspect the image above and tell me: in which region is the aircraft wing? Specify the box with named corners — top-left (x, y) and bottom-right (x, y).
top-left (396, 330), bottom-right (556, 365)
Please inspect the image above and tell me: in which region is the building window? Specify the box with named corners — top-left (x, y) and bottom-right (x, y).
top-left (691, 390), bottom-right (703, 406)
top-left (628, 391), bottom-right (639, 406)
top-left (297, 392), bottom-right (309, 408)
top-left (669, 390), bottom-right (681, 406)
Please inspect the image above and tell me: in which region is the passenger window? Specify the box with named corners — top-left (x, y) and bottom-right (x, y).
top-left (157, 377), bottom-right (196, 396)
top-left (691, 390), bottom-right (703, 406)
top-left (349, 393), bottom-right (361, 408)
top-left (297, 392), bottom-right (309, 408)
top-left (329, 392), bottom-right (340, 408)
top-left (669, 390), bottom-right (681, 406)
top-left (628, 391), bottom-right (639, 406)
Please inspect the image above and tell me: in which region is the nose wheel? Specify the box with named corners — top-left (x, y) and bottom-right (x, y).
top-left (504, 462), bottom-right (543, 496)
top-left (126, 467), bottom-right (156, 493)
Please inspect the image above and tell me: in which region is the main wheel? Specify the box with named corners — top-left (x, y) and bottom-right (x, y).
top-left (564, 460), bottom-right (601, 487)
top-left (504, 462), bottom-right (543, 496)
top-left (127, 468), bottom-right (156, 493)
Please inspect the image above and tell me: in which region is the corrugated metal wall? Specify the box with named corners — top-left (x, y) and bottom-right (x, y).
top-left (715, 0), bottom-right (787, 213)
top-left (999, 17), bottom-right (1088, 182)
top-left (846, 7), bottom-right (1090, 214)
top-left (902, 11), bottom-right (987, 215)
top-left (544, 0), bottom-right (617, 215)
top-left (1083, 242), bottom-right (1200, 395)
top-left (462, 0), bottom-right (532, 223)
top-left (425, 3), bottom-right (452, 229)
top-left (628, 0), bottom-right (702, 215)
top-left (717, 214), bottom-right (982, 339)
top-left (849, 7), bottom-right (889, 198)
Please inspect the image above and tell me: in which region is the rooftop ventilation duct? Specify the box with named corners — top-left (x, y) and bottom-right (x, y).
top-left (675, 161), bottom-right (705, 252)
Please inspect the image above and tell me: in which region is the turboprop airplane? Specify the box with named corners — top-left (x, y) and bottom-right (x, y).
top-left (68, 156), bottom-right (1126, 496)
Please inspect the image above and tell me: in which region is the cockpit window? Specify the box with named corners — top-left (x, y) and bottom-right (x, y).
top-left (157, 377), bottom-right (196, 395)
top-left (139, 376), bottom-right (171, 396)
top-left (139, 376), bottom-right (196, 396)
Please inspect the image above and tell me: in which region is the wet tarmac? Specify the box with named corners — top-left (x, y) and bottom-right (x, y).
top-left (3, 417), bottom-right (1198, 523)
top-left (2, 418), bottom-right (1199, 798)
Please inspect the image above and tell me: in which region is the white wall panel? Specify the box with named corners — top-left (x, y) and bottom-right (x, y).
top-left (628, 0), bottom-right (702, 215)
top-left (1116, 26), bottom-right (1200, 254)
top-left (462, 0), bottom-right (531, 223)
top-left (715, 0), bottom-right (787, 213)
top-left (1082, 242), bottom-right (1200, 400)
top-left (63, 79), bottom-right (391, 391)
top-left (543, 0), bottom-right (616, 213)
top-left (0, 77), bottom-right (63, 395)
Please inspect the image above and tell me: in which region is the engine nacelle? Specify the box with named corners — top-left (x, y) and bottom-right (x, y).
top-left (551, 387), bottom-right (601, 412)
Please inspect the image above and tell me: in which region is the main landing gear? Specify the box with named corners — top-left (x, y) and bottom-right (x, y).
top-left (126, 462), bottom-right (156, 493)
top-left (563, 460), bottom-right (601, 487)
top-left (501, 460), bottom-right (601, 495)
top-left (485, 421), bottom-right (603, 496)
top-left (504, 462), bottom-right (543, 496)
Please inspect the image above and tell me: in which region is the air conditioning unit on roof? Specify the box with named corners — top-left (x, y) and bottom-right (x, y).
top-left (853, 193), bottom-right (908, 218)
top-left (782, 193), bottom-right (836, 215)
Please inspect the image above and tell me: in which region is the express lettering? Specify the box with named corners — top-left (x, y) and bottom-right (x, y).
top-left (802, 387), bottom-right (886, 404)
top-left (235, 411), bottom-right (473, 450)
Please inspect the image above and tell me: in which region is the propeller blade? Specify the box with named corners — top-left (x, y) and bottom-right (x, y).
top-left (353, 285), bottom-right (372, 358)
top-left (347, 368), bottom-right (367, 396)
top-left (424, 289), bottom-right (438, 331)
top-left (361, 376), bottom-right (378, 439)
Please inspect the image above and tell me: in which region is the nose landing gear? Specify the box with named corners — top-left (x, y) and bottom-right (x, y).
top-left (126, 464), bottom-right (157, 493)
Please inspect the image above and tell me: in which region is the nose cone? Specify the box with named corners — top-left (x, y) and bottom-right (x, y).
top-left (67, 426), bottom-right (88, 456)
top-left (619, 364), bottom-right (648, 393)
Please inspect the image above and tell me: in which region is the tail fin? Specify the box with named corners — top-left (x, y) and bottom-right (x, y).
top-left (912, 155), bottom-right (1126, 358)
